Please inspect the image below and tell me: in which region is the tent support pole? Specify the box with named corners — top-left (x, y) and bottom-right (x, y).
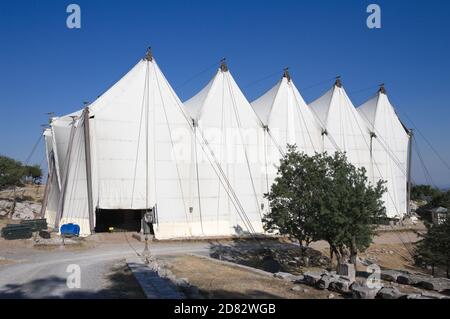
top-left (55, 117), bottom-right (77, 231)
top-left (406, 129), bottom-right (414, 216)
top-left (40, 155), bottom-right (55, 218)
top-left (83, 107), bottom-right (95, 233)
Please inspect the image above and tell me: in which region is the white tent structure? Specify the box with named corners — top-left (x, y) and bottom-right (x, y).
top-left (42, 51), bottom-right (411, 238)
top-left (251, 69), bottom-right (323, 198)
top-left (42, 51), bottom-right (265, 238)
top-left (357, 86), bottom-right (411, 218)
top-left (184, 60), bottom-right (264, 234)
top-left (309, 78), bottom-right (373, 177)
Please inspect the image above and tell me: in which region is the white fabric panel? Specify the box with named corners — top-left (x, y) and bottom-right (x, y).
top-left (185, 68), bottom-right (264, 236)
top-left (43, 129), bottom-right (60, 228)
top-left (91, 59), bottom-right (197, 238)
top-left (59, 114), bottom-right (91, 236)
top-left (309, 85), bottom-right (372, 175)
top-left (358, 92), bottom-right (409, 218)
top-left (252, 77), bottom-right (323, 155)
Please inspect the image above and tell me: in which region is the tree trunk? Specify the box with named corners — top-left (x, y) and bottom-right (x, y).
top-left (350, 236), bottom-right (358, 268)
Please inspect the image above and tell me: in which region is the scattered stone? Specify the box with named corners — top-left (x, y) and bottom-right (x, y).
top-left (420, 291), bottom-right (448, 299)
top-left (377, 287), bottom-right (403, 299)
top-left (291, 285), bottom-right (303, 292)
top-left (406, 294), bottom-right (433, 299)
top-left (329, 277), bottom-right (352, 294)
top-left (274, 272), bottom-right (298, 282)
top-left (351, 283), bottom-right (382, 299)
top-left (11, 202), bottom-right (41, 220)
top-left (416, 278), bottom-right (450, 292)
top-left (303, 271), bottom-right (323, 286)
top-left (397, 274), bottom-right (428, 286)
top-left (317, 274), bottom-right (337, 290)
top-left (338, 263), bottom-right (356, 282)
top-left (381, 269), bottom-right (404, 282)
top-left (328, 293), bottom-right (335, 299)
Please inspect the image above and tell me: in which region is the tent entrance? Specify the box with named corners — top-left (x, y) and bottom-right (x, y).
top-left (95, 209), bottom-right (145, 233)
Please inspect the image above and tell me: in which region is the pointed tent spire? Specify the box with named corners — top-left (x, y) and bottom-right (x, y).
top-left (282, 67), bottom-right (291, 82)
top-left (334, 76), bottom-right (342, 88)
top-left (379, 83), bottom-right (387, 95)
top-left (220, 58), bottom-right (228, 72)
top-left (144, 47), bottom-right (153, 61)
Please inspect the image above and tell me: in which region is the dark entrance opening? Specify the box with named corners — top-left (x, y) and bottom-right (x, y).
top-left (95, 209), bottom-right (144, 233)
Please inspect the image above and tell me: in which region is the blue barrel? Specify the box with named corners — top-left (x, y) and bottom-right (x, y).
top-left (60, 223), bottom-right (80, 237)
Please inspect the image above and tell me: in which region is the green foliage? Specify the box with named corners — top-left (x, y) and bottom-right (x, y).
top-left (0, 155), bottom-right (42, 190)
top-left (411, 184), bottom-right (440, 202)
top-left (264, 145), bottom-right (386, 264)
top-left (414, 217), bottom-right (450, 277)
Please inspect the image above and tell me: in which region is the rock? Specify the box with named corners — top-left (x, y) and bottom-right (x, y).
top-left (406, 294), bottom-right (433, 299)
top-left (397, 274), bottom-right (429, 286)
top-left (317, 274), bottom-right (338, 290)
top-left (303, 271), bottom-right (323, 286)
top-left (291, 285), bottom-right (303, 292)
top-left (274, 272), bottom-right (298, 282)
top-left (328, 293), bottom-right (335, 299)
top-left (420, 291), bottom-right (449, 299)
top-left (338, 263), bottom-right (356, 282)
top-left (351, 283), bottom-right (382, 299)
top-left (293, 275), bottom-right (305, 283)
top-left (376, 287), bottom-right (403, 299)
top-left (11, 202), bottom-right (41, 220)
top-left (329, 277), bottom-right (352, 294)
top-left (416, 277), bottom-right (450, 292)
top-left (381, 269), bottom-right (404, 282)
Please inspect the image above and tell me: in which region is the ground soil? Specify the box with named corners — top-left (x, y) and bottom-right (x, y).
top-left (163, 254), bottom-right (339, 299)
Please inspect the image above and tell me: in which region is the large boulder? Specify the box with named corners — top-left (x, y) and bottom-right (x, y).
top-left (317, 274), bottom-right (339, 290)
top-left (376, 287), bottom-right (403, 299)
top-left (11, 202), bottom-right (41, 220)
top-left (351, 283), bottom-right (382, 299)
top-left (303, 271), bottom-right (324, 286)
top-left (329, 277), bottom-right (352, 294)
top-left (416, 277), bottom-right (450, 292)
top-left (380, 270), bottom-right (405, 282)
top-left (273, 272), bottom-right (300, 282)
top-left (397, 274), bottom-right (429, 286)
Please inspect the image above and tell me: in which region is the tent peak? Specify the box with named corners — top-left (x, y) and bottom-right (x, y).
top-left (334, 76), bottom-right (342, 88)
top-left (282, 68), bottom-right (291, 82)
top-left (220, 58), bottom-right (228, 72)
top-left (144, 47), bottom-right (153, 62)
top-left (379, 83), bottom-right (387, 95)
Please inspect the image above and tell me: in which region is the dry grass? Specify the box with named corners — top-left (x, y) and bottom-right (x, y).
top-left (163, 254), bottom-right (338, 299)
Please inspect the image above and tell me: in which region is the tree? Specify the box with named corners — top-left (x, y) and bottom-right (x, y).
top-left (0, 155), bottom-right (26, 190)
top-left (415, 217), bottom-right (450, 278)
top-left (0, 155), bottom-right (43, 190)
top-left (24, 165), bottom-right (43, 184)
top-left (264, 146), bottom-right (386, 268)
top-left (264, 146), bottom-right (328, 249)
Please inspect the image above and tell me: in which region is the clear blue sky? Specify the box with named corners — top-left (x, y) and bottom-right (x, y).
top-left (0, 0), bottom-right (449, 187)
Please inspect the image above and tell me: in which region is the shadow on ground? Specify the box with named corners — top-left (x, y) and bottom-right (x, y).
top-left (0, 261), bottom-right (146, 299)
top-left (208, 238), bottom-right (330, 274)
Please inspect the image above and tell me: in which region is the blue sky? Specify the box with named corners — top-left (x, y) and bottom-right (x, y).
top-left (0, 0), bottom-right (449, 187)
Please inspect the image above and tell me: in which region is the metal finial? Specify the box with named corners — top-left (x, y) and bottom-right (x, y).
top-left (220, 58), bottom-right (228, 72)
top-left (379, 83), bottom-right (386, 94)
top-left (283, 68), bottom-right (291, 82)
top-left (144, 47), bottom-right (153, 61)
top-left (335, 76), bottom-right (342, 88)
